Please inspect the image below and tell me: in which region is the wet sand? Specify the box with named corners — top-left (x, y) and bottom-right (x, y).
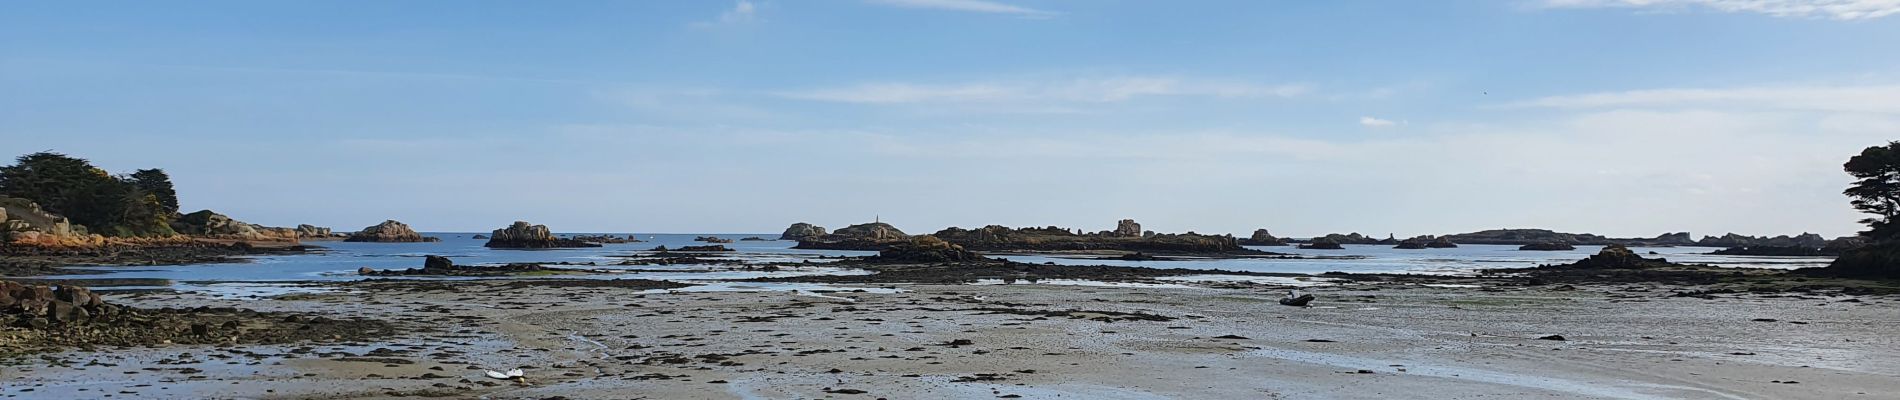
top-left (4, 279), bottom-right (1896, 399)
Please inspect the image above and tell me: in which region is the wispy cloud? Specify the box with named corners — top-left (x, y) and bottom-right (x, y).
top-left (778, 76), bottom-right (1308, 104)
top-left (1505, 83), bottom-right (1900, 113)
top-left (1359, 116), bottom-right (1398, 127)
top-left (1541, 0), bottom-right (1900, 20)
top-left (866, 0), bottom-right (1058, 18)
top-left (694, 0), bottom-right (760, 27)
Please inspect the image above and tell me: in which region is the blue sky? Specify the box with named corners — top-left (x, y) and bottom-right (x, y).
top-left (4, 0), bottom-right (1899, 237)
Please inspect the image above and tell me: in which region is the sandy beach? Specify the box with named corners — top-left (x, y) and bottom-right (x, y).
top-left (6, 277), bottom-right (1894, 400)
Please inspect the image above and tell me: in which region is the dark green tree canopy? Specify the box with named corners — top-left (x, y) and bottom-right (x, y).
top-left (1844, 141), bottom-right (1900, 240)
top-left (0, 152), bottom-right (179, 237)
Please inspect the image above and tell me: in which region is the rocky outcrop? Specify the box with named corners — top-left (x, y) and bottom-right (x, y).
top-left (1520, 242), bottom-right (1577, 251)
top-left (1301, 233), bottom-right (1394, 245)
top-left (1114, 219), bottom-right (1142, 237)
top-left (873, 236), bottom-right (988, 263)
top-left (1551, 245), bottom-right (1675, 269)
top-left (572, 234), bottom-right (641, 244)
top-left (1238, 229), bottom-right (1288, 246)
top-left (294, 224), bottom-right (345, 239)
top-left (1394, 235), bottom-right (1459, 249)
top-left (172, 210), bottom-right (262, 238)
top-left (483, 221), bottom-right (601, 249)
top-left (1298, 239), bottom-right (1343, 250)
top-left (1444, 229), bottom-right (1691, 246)
top-left (779, 223), bottom-right (828, 241)
top-left (1697, 233), bottom-right (1829, 248)
top-left (694, 236), bottom-right (734, 243)
top-left (1798, 240), bottom-right (1900, 279)
top-left (0, 197), bottom-right (105, 247)
top-left (793, 222), bottom-right (910, 250)
top-left (928, 224), bottom-right (1252, 254)
top-left (344, 220), bottom-right (440, 243)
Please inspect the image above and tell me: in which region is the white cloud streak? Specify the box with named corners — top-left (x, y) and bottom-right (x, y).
top-left (1359, 116), bottom-right (1398, 127)
top-left (1542, 0), bottom-right (1900, 20)
top-left (1506, 84), bottom-right (1900, 114)
top-left (866, 0), bottom-right (1057, 18)
top-left (779, 77), bottom-right (1309, 104)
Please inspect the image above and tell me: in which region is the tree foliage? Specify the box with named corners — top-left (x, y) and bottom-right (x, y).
top-left (0, 152), bottom-right (179, 237)
top-left (1844, 141), bottom-right (1900, 240)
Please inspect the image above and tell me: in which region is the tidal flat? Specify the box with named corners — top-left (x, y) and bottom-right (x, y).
top-left (4, 276), bottom-right (1895, 399)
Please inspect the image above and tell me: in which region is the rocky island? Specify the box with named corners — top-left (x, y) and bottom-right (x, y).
top-left (343, 220), bottom-right (440, 243)
top-left (482, 221), bottom-right (602, 249)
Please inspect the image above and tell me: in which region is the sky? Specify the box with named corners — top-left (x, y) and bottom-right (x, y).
top-left (3, 0), bottom-right (1899, 237)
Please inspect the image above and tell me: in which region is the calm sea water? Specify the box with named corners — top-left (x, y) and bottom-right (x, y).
top-left (41, 233), bottom-right (1832, 284)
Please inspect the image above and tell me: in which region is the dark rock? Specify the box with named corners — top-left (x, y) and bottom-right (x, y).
top-left (1278, 294), bottom-right (1315, 306)
top-left (1538, 335), bottom-right (1566, 341)
top-left (423, 255), bottom-right (454, 270)
top-left (792, 222), bottom-right (909, 250)
top-left (1548, 245), bottom-right (1675, 269)
top-left (1238, 229), bottom-right (1288, 246)
top-left (1298, 239), bottom-right (1343, 250)
top-left (1519, 242), bottom-right (1576, 251)
top-left (693, 236), bottom-right (734, 244)
top-left (483, 221), bottom-right (601, 249)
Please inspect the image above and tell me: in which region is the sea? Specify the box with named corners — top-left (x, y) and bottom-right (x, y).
top-left (35, 233), bottom-right (1833, 296)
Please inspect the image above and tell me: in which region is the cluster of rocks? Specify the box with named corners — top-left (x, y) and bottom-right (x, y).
top-left (1395, 235), bottom-right (1458, 249)
top-left (357, 255), bottom-right (559, 276)
top-left (0, 280), bottom-right (394, 352)
top-left (1298, 233), bottom-right (1397, 245)
top-left (872, 236), bottom-right (988, 263)
top-left (925, 220), bottom-right (1252, 254)
top-left (779, 223), bottom-right (828, 241)
top-left (571, 234), bottom-right (641, 244)
top-left (344, 220), bottom-right (440, 243)
top-left (1442, 229), bottom-right (1687, 246)
top-left (2, 280), bottom-right (110, 327)
top-left (791, 222), bottom-right (910, 250)
top-left (1237, 229), bottom-right (1287, 246)
top-left (694, 236), bottom-right (734, 244)
top-left (1550, 245), bottom-right (1677, 269)
top-left (169, 210), bottom-right (342, 241)
top-left (483, 221), bottom-right (601, 249)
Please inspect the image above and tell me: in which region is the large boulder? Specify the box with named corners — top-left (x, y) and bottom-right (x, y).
top-left (483, 221), bottom-right (601, 249)
top-left (345, 220), bottom-right (440, 243)
top-left (779, 223), bottom-right (828, 241)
